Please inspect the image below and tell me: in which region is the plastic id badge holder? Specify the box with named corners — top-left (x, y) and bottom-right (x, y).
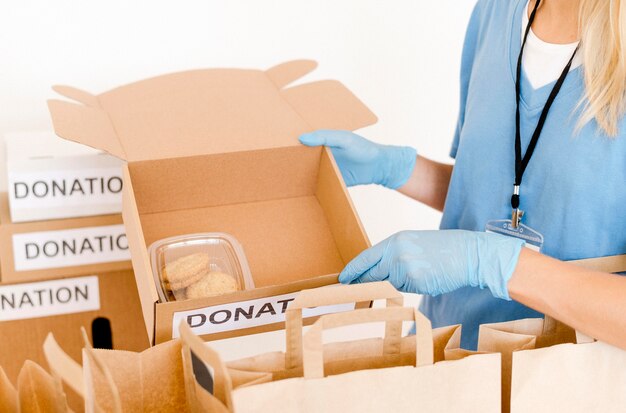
top-left (486, 219), bottom-right (544, 252)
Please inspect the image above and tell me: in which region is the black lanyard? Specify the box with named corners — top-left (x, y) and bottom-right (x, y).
top-left (511, 0), bottom-right (578, 228)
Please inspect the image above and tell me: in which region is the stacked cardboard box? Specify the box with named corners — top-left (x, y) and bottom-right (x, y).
top-left (0, 132), bottom-right (149, 411)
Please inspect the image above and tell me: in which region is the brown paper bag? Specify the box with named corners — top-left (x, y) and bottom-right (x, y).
top-left (468, 254), bottom-right (626, 412)
top-left (505, 254), bottom-right (626, 412)
top-left (476, 316), bottom-right (576, 412)
top-left (0, 366), bottom-right (18, 413)
top-left (180, 282), bottom-right (409, 411)
top-left (179, 318), bottom-right (270, 413)
top-left (225, 282), bottom-right (407, 380)
top-left (18, 360), bottom-right (70, 413)
top-left (180, 283), bottom-right (501, 413)
top-left (230, 306), bottom-right (501, 412)
top-left (39, 283), bottom-right (412, 412)
top-left (510, 339), bottom-right (626, 412)
top-left (225, 282), bottom-right (463, 379)
top-left (180, 319), bottom-right (467, 412)
top-left (46, 328), bottom-right (192, 412)
top-left (45, 330), bottom-right (194, 413)
top-left (82, 338), bottom-right (189, 413)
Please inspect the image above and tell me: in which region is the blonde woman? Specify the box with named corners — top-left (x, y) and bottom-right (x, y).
top-left (300, 0), bottom-right (626, 350)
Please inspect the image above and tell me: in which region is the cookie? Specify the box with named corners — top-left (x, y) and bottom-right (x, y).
top-left (171, 287), bottom-right (187, 301)
top-left (162, 252), bottom-right (210, 290)
top-left (185, 272), bottom-right (239, 299)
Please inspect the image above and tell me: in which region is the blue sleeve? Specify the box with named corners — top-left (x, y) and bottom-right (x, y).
top-left (450, 0), bottom-right (484, 159)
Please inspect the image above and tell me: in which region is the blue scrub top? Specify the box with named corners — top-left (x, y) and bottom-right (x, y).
top-left (420, 0), bottom-right (626, 349)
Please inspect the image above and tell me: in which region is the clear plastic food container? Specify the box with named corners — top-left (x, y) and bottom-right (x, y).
top-left (148, 233), bottom-right (253, 302)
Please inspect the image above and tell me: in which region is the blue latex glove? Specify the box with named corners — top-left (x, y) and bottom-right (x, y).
top-left (299, 130), bottom-right (417, 189)
top-left (339, 230), bottom-right (525, 300)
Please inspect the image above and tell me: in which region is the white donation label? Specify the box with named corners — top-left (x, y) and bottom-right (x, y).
top-left (0, 276), bottom-right (100, 321)
top-left (8, 167), bottom-right (123, 221)
top-left (12, 225), bottom-right (130, 271)
top-left (171, 292), bottom-right (355, 338)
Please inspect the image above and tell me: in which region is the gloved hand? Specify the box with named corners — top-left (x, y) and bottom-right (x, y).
top-left (339, 230), bottom-right (525, 300)
top-left (299, 130), bottom-right (417, 189)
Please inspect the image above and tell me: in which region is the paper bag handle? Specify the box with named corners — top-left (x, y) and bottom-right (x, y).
top-left (285, 282), bottom-right (404, 369)
top-left (178, 321), bottom-right (234, 411)
top-left (42, 333), bottom-right (85, 398)
top-left (542, 254), bottom-right (626, 334)
top-left (568, 254), bottom-right (626, 273)
top-left (302, 306), bottom-right (433, 379)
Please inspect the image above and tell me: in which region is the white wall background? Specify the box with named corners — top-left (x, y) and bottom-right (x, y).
top-left (0, 0), bottom-right (477, 241)
top-left (0, 0), bottom-right (477, 357)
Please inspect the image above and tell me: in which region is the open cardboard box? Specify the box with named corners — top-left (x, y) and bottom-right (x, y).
top-left (0, 193), bottom-right (131, 283)
top-left (48, 60), bottom-right (376, 344)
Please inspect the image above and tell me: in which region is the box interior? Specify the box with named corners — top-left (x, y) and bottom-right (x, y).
top-left (130, 146), bottom-right (364, 289)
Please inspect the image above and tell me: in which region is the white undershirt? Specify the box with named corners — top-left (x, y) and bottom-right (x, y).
top-left (521, 0), bottom-right (582, 89)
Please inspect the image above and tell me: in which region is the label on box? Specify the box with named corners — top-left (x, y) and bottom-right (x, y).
top-left (0, 275), bottom-right (100, 321)
top-left (8, 167), bottom-right (123, 221)
top-left (12, 225), bottom-right (130, 271)
top-left (171, 292), bottom-right (355, 338)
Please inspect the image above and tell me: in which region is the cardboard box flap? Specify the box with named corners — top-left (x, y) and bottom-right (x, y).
top-left (266, 59), bottom-right (318, 88)
top-left (52, 85), bottom-right (100, 107)
top-left (48, 60), bottom-right (377, 162)
top-left (47, 99), bottom-right (126, 159)
top-left (281, 80), bottom-right (377, 132)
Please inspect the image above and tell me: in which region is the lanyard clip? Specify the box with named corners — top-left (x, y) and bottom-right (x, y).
top-left (511, 208), bottom-right (524, 229)
top-left (511, 184), bottom-right (522, 228)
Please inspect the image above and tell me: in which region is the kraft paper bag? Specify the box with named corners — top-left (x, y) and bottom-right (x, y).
top-left (510, 339), bottom-right (626, 412)
top-left (225, 282), bottom-right (463, 381)
top-left (476, 316), bottom-right (577, 412)
top-left (474, 254), bottom-right (626, 412)
top-left (226, 326), bottom-right (463, 380)
top-left (179, 320), bottom-right (270, 413)
top-left (18, 360), bottom-right (69, 413)
top-left (178, 282), bottom-right (418, 411)
top-left (45, 331), bottom-right (194, 413)
top-left (230, 306), bottom-right (501, 413)
top-left (179, 322), bottom-right (467, 412)
top-left (180, 283), bottom-right (501, 413)
top-left (504, 255), bottom-right (626, 412)
top-left (0, 366), bottom-right (18, 413)
top-left (82, 338), bottom-right (190, 413)
top-left (225, 282), bottom-right (408, 380)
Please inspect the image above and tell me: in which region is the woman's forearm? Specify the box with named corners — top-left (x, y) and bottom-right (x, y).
top-left (508, 248), bottom-right (626, 350)
top-left (396, 155), bottom-right (453, 211)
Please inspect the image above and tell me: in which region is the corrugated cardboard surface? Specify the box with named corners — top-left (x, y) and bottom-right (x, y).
top-left (0, 194), bottom-right (131, 282)
top-left (135, 147), bottom-right (356, 288)
top-left (0, 269), bottom-right (149, 412)
top-left (142, 197), bottom-right (343, 287)
top-left (129, 146), bottom-right (319, 214)
top-left (148, 147), bottom-right (370, 342)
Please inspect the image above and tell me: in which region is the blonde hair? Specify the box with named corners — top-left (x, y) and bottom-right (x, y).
top-left (578, 0), bottom-right (626, 136)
